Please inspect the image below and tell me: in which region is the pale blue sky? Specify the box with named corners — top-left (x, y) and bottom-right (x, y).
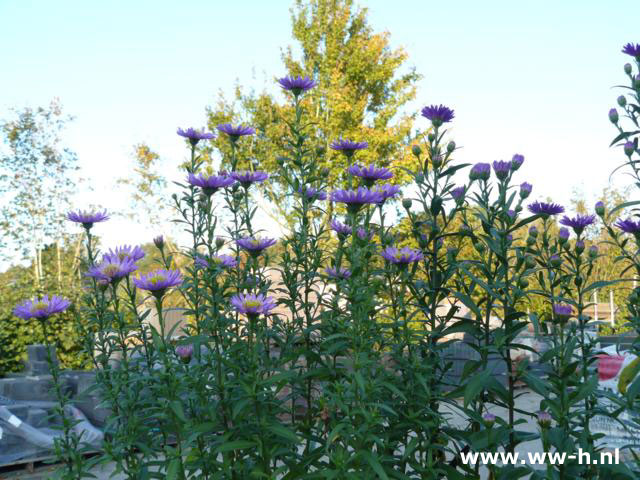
top-left (1, 0), bottom-right (639, 247)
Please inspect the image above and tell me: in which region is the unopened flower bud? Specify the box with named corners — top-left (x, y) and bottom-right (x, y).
top-left (175, 344), bottom-right (194, 364)
top-left (315, 145), bottom-right (326, 156)
top-left (511, 154), bottom-right (524, 171)
top-left (575, 240), bottom-right (585, 254)
top-left (595, 201), bottom-right (605, 217)
top-left (415, 173), bottom-right (425, 184)
top-left (624, 141), bottom-right (635, 157)
top-left (518, 277), bottom-right (529, 289)
top-left (321, 167), bottom-right (330, 177)
top-left (526, 235), bottom-right (536, 246)
top-left (519, 182), bottom-right (532, 199)
top-left (589, 245), bottom-right (598, 258)
top-left (537, 411), bottom-right (552, 429)
top-left (529, 226), bottom-right (538, 238)
top-left (609, 108), bottom-right (619, 124)
top-left (427, 132), bottom-right (436, 142)
top-left (215, 237), bottom-right (225, 248)
top-left (550, 255), bottom-right (562, 268)
top-left (412, 144), bottom-right (422, 157)
top-left (402, 198), bottom-right (412, 210)
top-left (153, 235), bottom-right (164, 251)
top-left (634, 74), bottom-right (640, 89)
top-left (431, 155), bottom-right (443, 168)
top-left (624, 63), bottom-right (633, 75)
top-left (447, 141), bottom-right (456, 153)
top-left (558, 227), bottom-right (569, 245)
top-left (617, 95), bottom-right (627, 107)
top-left (482, 412), bottom-right (496, 427)
top-left (525, 256), bottom-right (536, 269)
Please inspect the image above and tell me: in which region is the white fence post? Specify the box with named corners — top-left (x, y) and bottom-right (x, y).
top-left (610, 290), bottom-right (615, 327)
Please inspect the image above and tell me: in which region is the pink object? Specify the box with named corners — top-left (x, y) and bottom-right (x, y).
top-left (597, 354), bottom-right (626, 381)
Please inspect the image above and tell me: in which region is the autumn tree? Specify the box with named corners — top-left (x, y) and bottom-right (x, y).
top-left (0, 99), bottom-right (79, 290)
top-left (117, 142), bottom-right (169, 231)
top-left (204, 0), bottom-right (421, 223)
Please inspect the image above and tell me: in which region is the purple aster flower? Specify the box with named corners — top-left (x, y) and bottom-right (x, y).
top-left (330, 139), bottom-right (368, 156)
top-left (527, 201), bottom-right (565, 217)
top-left (615, 218), bottom-right (640, 234)
top-left (324, 266), bottom-right (352, 279)
top-left (492, 160), bottom-right (512, 180)
top-left (237, 237), bottom-right (277, 254)
top-left (357, 227), bottom-right (374, 240)
top-left (298, 186), bottom-right (327, 202)
top-left (277, 75), bottom-right (316, 95)
top-left (195, 254), bottom-right (237, 269)
top-left (537, 411), bottom-right (552, 428)
top-left (87, 257), bottom-right (138, 284)
top-left (507, 210), bottom-right (516, 219)
top-left (103, 245), bottom-right (145, 263)
top-left (331, 187), bottom-right (384, 212)
top-left (188, 172), bottom-right (235, 195)
top-left (421, 104), bottom-right (455, 126)
top-left (469, 162), bottom-right (491, 181)
top-left (67, 209), bottom-right (109, 230)
top-left (372, 184), bottom-right (401, 204)
top-left (451, 186), bottom-right (466, 203)
top-left (511, 154), bottom-right (524, 171)
top-left (330, 219), bottom-right (352, 238)
top-left (348, 163), bottom-right (393, 185)
top-left (230, 171), bottom-right (268, 188)
top-left (558, 227), bottom-right (570, 242)
top-left (559, 214), bottom-right (596, 235)
top-left (14, 295), bottom-right (71, 321)
top-left (216, 124), bottom-right (255, 140)
top-left (380, 246), bottom-right (423, 265)
top-left (520, 182), bottom-right (532, 199)
top-left (175, 344), bottom-right (193, 364)
top-left (622, 43), bottom-right (640, 58)
top-left (553, 303), bottom-right (572, 322)
top-left (177, 127), bottom-right (215, 146)
top-left (230, 293), bottom-right (276, 318)
top-left (153, 235), bottom-right (164, 250)
top-left (133, 269), bottom-right (182, 298)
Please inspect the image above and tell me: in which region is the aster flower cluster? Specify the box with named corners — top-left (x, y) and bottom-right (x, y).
top-left (87, 245), bottom-right (146, 284)
top-left (67, 210), bottom-right (109, 230)
top-left (14, 295), bottom-right (71, 321)
top-left (381, 246), bottom-right (423, 265)
top-left (177, 127), bottom-right (215, 146)
top-left (231, 170), bottom-right (269, 188)
top-left (559, 214), bottom-right (596, 235)
top-left (527, 201), bottom-right (565, 217)
top-left (348, 163), bottom-right (393, 186)
top-left (237, 236), bottom-right (277, 255)
top-left (133, 269), bottom-right (183, 298)
top-left (421, 104), bottom-right (455, 126)
top-left (278, 75), bottom-right (316, 96)
top-left (331, 187), bottom-right (384, 212)
top-left (230, 293), bottom-right (276, 318)
top-left (188, 172), bottom-right (235, 195)
top-left (330, 139), bottom-right (368, 156)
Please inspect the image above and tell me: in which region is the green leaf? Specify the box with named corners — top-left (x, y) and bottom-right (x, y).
top-left (267, 423), bottom-right (299, 443)
top-left (464, 369), bottom-right (491, 407)
top-left (215, 440), bottom-right (256, 453)
top-left (359, 451), bottom-right (389, 479)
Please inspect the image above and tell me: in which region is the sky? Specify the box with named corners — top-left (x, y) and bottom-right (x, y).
top-left (1, 0), bottom-right (639, 252)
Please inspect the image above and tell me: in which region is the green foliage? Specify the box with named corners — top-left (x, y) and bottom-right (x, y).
top-left (204, 0), bottom-right (420, 223)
